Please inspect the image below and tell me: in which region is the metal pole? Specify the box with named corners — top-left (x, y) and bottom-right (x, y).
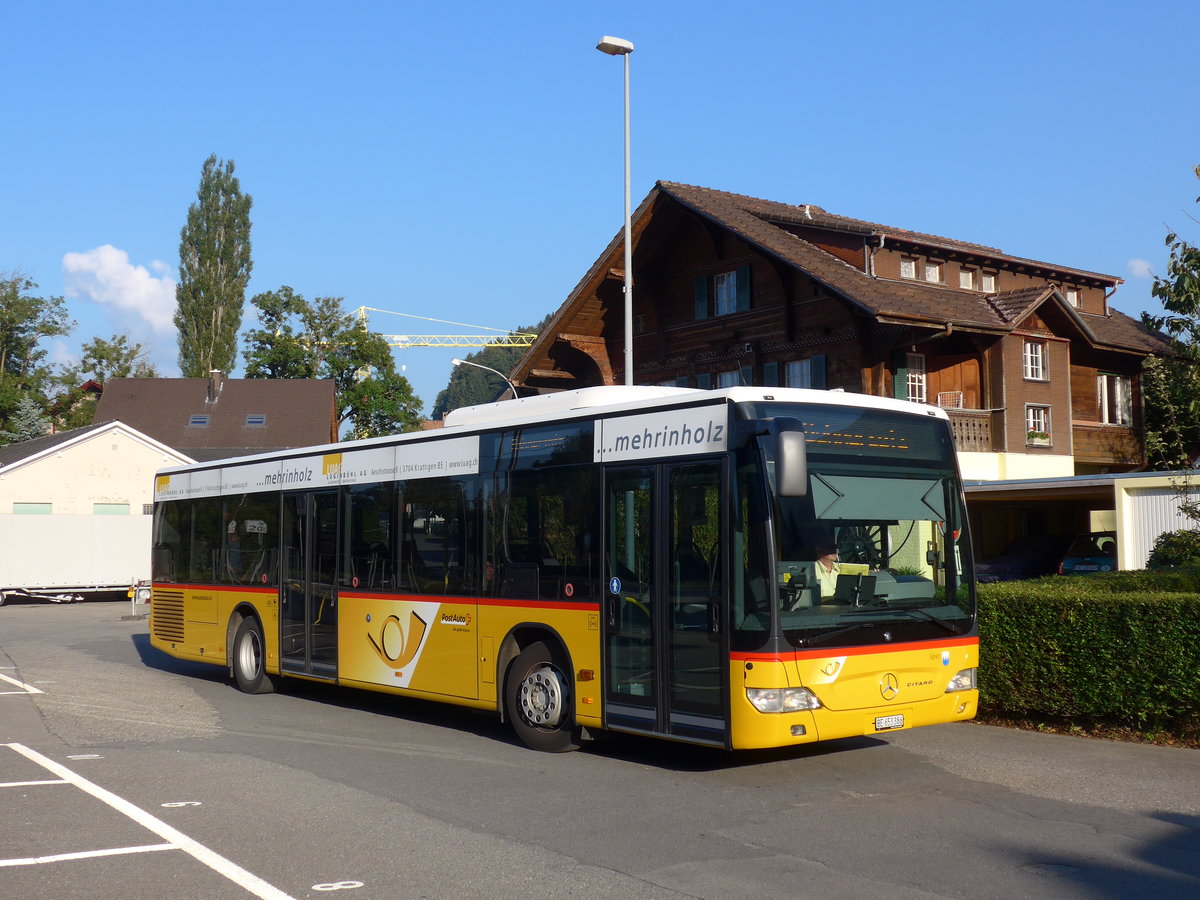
top-left (622, 49), bottom-right (633, 386)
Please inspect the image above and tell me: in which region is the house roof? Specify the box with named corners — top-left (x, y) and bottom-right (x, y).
top-left (0, 420), bottom-right (193, 473)
top-left (91, 378), bottom-right (338, 462)
top-left (659, 182), bottom-right (1156, 343)
top-left (512, 182), bottom-right (1168, 385)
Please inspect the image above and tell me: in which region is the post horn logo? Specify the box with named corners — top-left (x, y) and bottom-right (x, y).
top-left (880, 673), bottom-right (900, 701)
top-left (368, 610), bottom-right (428, 670)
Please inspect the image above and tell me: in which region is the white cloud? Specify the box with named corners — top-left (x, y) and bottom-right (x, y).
top-left (1127, 258), bottom-right (1155, 279)
top-left (62, 245), bottom-right (176, 333)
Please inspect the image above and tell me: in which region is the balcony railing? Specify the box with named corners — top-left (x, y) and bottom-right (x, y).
top-left (946, 409), bottom-right (1001, 452)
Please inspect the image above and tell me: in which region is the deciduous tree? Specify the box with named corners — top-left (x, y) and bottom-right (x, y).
top-left (243, 288), bottom-right (422, 437)
top-left (1142, 164), bottom-right (1200, 470)
top-left (0, 273), bottom-right (74, 432)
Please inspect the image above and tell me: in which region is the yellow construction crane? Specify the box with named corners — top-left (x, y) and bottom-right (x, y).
top-left (355, 306), bottom-right (537, 349)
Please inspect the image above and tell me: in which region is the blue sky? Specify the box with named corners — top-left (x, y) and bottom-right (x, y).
top-left (4, 1), bottom-right (1198, 414)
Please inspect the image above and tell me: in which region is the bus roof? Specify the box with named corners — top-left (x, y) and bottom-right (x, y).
top-left (157, 386), bottom-right (947, 476)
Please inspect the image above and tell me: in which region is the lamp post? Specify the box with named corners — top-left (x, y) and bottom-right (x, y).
top-left (596, 34), bottom-right (634, 386)
top-left (451, 357), bottom-right (517, 401)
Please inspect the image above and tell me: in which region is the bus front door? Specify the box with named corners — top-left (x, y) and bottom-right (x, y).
top-left (280, 489), bottom-right (339, 679)
top-left (603, 462), bottom-right (728, 746)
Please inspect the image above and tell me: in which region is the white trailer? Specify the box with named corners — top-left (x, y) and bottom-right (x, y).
top-left (0, 514), bottom-right (150, 605)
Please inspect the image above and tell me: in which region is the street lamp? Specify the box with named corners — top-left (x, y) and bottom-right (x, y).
top-left (596, 34), bottom-right (634, 386)
top-left (451, 357), bottom-right (517, 400)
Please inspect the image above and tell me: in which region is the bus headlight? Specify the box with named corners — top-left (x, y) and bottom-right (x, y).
top-left (747, 687), bottom-right (822, 713)
top-left (945, 668), bottom-right (977, 692)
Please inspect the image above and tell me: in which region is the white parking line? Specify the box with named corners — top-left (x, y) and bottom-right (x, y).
top-left (1, 779), bottom-right (67, 788)
top-left (1, 743), bottom-right (295, 900)
top-left (1, 843), bottom-right (175, 867)
top-left (0, 672), bottom-right (44, 694)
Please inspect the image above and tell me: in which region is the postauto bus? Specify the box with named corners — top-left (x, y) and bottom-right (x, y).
top-left (149, 386), bottom-right (977, 751)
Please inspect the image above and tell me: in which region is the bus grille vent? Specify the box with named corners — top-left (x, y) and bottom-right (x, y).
top-left (151, 590), bottom-right (186, 642)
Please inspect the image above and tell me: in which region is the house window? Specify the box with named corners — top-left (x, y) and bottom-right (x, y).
top-left (900, 258), bottom-right (917, 280)
top-left (714, 272), bottom-right (737, 315)
top-left (1026, 405), bottom-right (1051, 445)
top-left (1098, 374), bottom-right (1133, 425)
top-left (785, 355), bottom-right (827, 389)
top-left (980, 272), bottom-right (997, 292)
top-left (959, 269), bottom-right (976, 290)
top-left (1066, 288), bottom-right (1080, 308)
top-left (786, 358), bottom-right (812, 389)
top-left (698, 265), bottom-right (750, 318)
top-left (1023, 340), bottom-right (1047, 380)
top-left (13, 502), bottom-right (52, 515)
top-left (716, 370), bottom-right (742, 388)
top-left (94, 503), bottom-right (130, 515)
top-left (924, 261), bottom-right (943, 283)
top-left (906, 352), bottom-right (926, 403)
top-left (188, 414), bottom-right (210, 427)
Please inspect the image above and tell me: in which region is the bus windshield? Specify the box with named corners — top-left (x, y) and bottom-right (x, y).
top-left (738, 400), bottom-right (975, 649)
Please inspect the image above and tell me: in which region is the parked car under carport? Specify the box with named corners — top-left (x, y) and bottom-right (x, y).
top-left (976, 534), bottom-right (1073, 583)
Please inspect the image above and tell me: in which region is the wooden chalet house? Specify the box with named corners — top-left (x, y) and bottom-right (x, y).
top-left (510, 182), bottom-right (1168, 481)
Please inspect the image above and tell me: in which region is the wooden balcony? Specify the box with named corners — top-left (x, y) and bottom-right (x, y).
top-left (946, 409), bottom-right (1002, 452)
top-left (1072, 422), bottom-right (1143, 467)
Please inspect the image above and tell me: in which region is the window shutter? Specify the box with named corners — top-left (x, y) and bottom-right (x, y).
top-left (811, 355), bottom-right (827, 389)
top-left (762, 361), bottom-right (779, 387)
top-left (739, 365), bottom-right (753, 386)
top-left (697, 373), bottom-right (712, 390)
top-left (892, 350), bottom-right (908, 400)
top-left (694, 276), bottom-right (709, 320)
top-left (735, 265), bottom-right (751, 312)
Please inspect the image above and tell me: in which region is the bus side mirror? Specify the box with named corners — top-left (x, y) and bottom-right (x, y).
top-left (773, 427), bottom-right (808, 498)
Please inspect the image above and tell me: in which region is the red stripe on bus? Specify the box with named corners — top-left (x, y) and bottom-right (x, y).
top-left (731, 636), bottom-right (978, 663)
top-left (152, 582), bottom-right (274, 596)
top-left (337, 592), bottom-right (599, 612)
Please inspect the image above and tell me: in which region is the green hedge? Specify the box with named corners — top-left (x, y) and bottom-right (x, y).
top-left (977, 571), bottom-right (1200, 738)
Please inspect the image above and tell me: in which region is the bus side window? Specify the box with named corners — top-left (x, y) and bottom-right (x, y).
top-left (401, 481), bottom-right (467, 595)
top-left (341, 483), bottom-right (394, 591)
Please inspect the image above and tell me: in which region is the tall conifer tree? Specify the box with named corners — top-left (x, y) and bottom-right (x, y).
top-left (174, 154), bottom-right (253, 377)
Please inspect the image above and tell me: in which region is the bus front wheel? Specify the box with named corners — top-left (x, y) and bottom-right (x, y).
top-left (232, 617), bottom-right (277, 695)
top-left (505, 641), bottom-right (579, 752)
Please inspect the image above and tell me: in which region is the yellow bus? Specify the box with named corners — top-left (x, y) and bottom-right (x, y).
top-left (149, 386), bottom-right (977, 752)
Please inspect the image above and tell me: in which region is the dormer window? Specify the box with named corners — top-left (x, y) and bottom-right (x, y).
top-left (980, 272), bottom-right (997, 292)
top-left (924, 261), bottom-right (943, 284)
top-left (959, 268), bottom-right (976, 290)
top-left (1066, 288), bottom-right (1080, 308)
top-left (900, 258), bottom-right (917, 280)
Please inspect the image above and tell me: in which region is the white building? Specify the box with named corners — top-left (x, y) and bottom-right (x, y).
top-left (0, 421), bottom-right (193, 600)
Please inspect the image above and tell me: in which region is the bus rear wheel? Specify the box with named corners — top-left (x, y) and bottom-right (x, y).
top-left (505, 641), bottom-right (579, 752)
top-left (232, 617), bottom-right (277, 694)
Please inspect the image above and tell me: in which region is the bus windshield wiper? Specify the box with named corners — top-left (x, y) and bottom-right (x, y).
top-left (796, 621), bottom-right (875, 647)
top-left (897, 606), bottom-right (962, 635)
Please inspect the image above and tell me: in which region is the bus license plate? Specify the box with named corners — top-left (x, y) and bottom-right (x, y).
top-left (874, 714), bottom-right (905, 731)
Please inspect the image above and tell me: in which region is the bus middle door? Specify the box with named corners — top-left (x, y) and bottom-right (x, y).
top-left (280, 489), bottom-right (339, 679)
